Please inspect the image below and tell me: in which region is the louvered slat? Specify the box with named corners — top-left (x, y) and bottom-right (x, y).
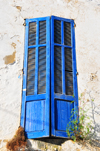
top-left (39, 21), bottom-right (46, 44)
top-left (38, 47), bottom-right (46, 94)
top-left (28, 22), bottom-right (36, 46)
top-left (65, 72), bottom-right (73, 95)
top-left (64, 22), bottom-right (71, 46)
top-left (27, 48), bottom-right (35, 95)
top-left (65, 48), bottom-right (72, 71)
top-left (65, 48), bottom-right (73, 95)
top-left (54, 46), bottom-right (62, 93)
top-left (54, 20), bottom-right (61, 44)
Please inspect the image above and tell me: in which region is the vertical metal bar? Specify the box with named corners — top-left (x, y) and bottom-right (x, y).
top-left (61, 21), bottom-right (65, 94)
top-left (34, 20), bottom-right (39, 95)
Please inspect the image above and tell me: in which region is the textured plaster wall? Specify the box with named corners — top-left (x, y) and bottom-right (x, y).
top-left (0, 0), bottom-right (100, 147)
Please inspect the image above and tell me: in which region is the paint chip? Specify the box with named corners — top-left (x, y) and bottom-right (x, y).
top-left (3, 51), bottom-right (16, 65)
top-left (16, 6), bottom-right (22, 11)
top-left (11, 42), bottom-right (16, 49)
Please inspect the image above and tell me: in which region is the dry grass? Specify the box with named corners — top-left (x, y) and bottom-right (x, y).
top-left (6, 126), bottom-right (27, 151)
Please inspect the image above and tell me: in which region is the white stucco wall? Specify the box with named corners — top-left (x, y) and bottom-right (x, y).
top-left (0, 0), bottom-right (100, 146)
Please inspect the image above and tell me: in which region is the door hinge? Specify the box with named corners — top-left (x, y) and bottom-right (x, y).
top-left (74, 23), bottom-right (76, 28)
top-left (76, 72), bottom-right (79, 75)
top-left (23, 21), bottom-right (26, 26)
top-left (22, 69), bottom-right (24, 74)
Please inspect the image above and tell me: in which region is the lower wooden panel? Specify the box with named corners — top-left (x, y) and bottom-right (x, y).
top-left (25, 100), bottom-right (45, 132)
top-left (55, 99), bottom-right (74, 131)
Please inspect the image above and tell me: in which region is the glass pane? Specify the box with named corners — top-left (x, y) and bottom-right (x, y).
top-left (64, 22), bottom-right (71, 46)
top-left (54, 20), bottom-right (61, 44)
top-left (38, 47), bottom-right (46, 94)
top-left (39, 21), bottom-right (46, 44)
top-left (54, 46), bottom-right (62, 93)
top-left (28, 22), bottom-right (36, 46)
top-left (27, 48), bottom-right (35, 95)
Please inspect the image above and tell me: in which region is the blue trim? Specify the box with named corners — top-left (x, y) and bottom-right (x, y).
top-left (45, 16), bottom-right (50, 135)
top-left (54, 43), bottom-right (72, 48)
top-left (61, 21), bottom-right (65, 94)
top-left (51, 16), bottom-right (55, 136)
top-left (20, 19), bottom-right (28, 127)
top-left (28, 44), bottom-right (46, 48)
top-left (26, 131), bottom-right (49, 139)
top-left (51, 15), bottom-right (74, 23)
top-left (54, 94), bottom-right (74, 101)
top-left (26, 94), bottom-right (46, 101)
top-left (72, 21), bottom-right (78, 112)
top-left (26, 16), bottom-right (50, 23)
top-left (34, 20), bottom-right (39, 95)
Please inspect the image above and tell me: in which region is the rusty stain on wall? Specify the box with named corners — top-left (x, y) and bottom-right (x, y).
top-left (11, 42), bottom-right (16, 49)
top-left (3, 51), bottom-right (16, 65)
top-left (90, 72), bottom-right (98, 81)
top-left (16, 6), bottom-right (22, 11)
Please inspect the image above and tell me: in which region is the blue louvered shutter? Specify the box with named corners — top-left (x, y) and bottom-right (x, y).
top-left (51, 16), bottom-right (78, 137)
top-left (21, 17), bottom-right (50, 138)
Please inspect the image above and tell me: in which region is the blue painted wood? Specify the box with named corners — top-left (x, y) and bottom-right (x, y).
top-left (26, 94), bottom-right (46, 101)
top-left (61, 21), bottom-right (65, 94)
top-left (51, 16), bottom-right (78, 138)
top-left (54, 43), bottom-right (72, 48)
top-left (21, 16), bottom-right (78, 138)
top-left (20, 19), bottom-right (29, 127)
top-left (28, 44), bottom-right (46, 49)
top-left (72, 21), bottom-right (78, 117)
top-left (51, 16), bottom-right (55, 136)
top-left (55, 100), bottom-right (74, 131)
top-left (54, 94), bottom-right (74, 101)
top-left (26, 130), bottom-right (48, 139)
top-left (21, 17), bottom-right (50, 138)
top-left (34, 20), bottom-right (39, 95)
top-left (51, 15), bottom-right (74, 23)
top-left (25, 100), bottom-right (44, 132)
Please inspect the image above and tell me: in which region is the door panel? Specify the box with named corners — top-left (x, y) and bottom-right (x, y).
top-left (51, 16), bottom-right (78, 137)
top-left (55, 100), bottom-right (74, 131)
top-left (21, 17), bottom-right (50, 138)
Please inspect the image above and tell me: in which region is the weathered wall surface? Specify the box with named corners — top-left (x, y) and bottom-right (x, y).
top-left (0, 0), bottom-right (100, 148)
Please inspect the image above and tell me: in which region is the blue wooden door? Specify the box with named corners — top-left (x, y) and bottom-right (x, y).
top-left (21, 17), bottom-right (50, 138)
top-left (51, 16), bottom-right (78, 137)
